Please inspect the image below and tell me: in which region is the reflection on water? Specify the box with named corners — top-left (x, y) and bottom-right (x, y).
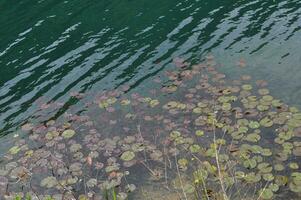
top-left (0, 0), bottom-right (301, 137)
top-left (1, 58), bottom-right (301, 199)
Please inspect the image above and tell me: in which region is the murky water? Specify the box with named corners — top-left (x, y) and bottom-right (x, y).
top-left (1, 0), bottom-right (301, 199)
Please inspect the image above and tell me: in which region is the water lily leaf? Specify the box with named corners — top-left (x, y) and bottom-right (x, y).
top-left (269, 183), bottom-right (279, 192)
top-left (263, 173), bottom-right (274, 181)
top-left (274, 175), bottom-right (288, 186)
top-left (259, 188), bottom-right (273, 199)
top-left (260, 117), bottom-right (273, 127)
top-left (289, 162), bottom-right (299, 169)
top-left (195, 130), bottom-right (204, 136)
top-left (189, 144), bottom-right (201, 153)
top-left (243, 158), bottom-right (257, 169)
top-left (262, 95), bottom-right (273, 102)
top-left (242, 84), bottom-right (252, 90)
top-left (261, 148), bottom-right (272, 156)
top-left (293, 146), bottom-right (301, 156)
top-left (244, 133), bottom-right (261, 142)
top-left (272, 100), bottom-right (282, 107)
top-left (276, 152), bottom-right (288, 161)
top-left (149, 99), bottom-right (160, 107)
top-left (244, 172), bottom-right (261, 183)
top-left (41, 176), bottom-right (58, 188)
top-left (231, 131), bottom-right (244, 140)
top-left (99, 101), bottom-right (109, 108)
top-left (257, 105), bottom-right (269, 111)
top-left (235, 171), bottom-right (245, 179)
top-left (178, 158), bottom-right (188, 167)
top-left (170, 131), bottom-right (181, 139)
top-left (193, 107), bottom-right (202, 114)
top-left (107, 97), bottom-right (117, 104)
top-left (193, 168), bottom-right (208, 181)
top-left (258, 88), bottom-right (269, 95)
top-left (9, 146), bottom-right (20, 155)
top-left (120, 151), bottom-right (135, 161)
top-left (249, 121), bottom-right (260, 129)
top-left (222, 103), bottom-right (231, 111)
top-left (289, 182), bottom-right (301, 193)
top-left (86, 178), bottom-right (97, 188)
top-left (274, 163), bottom-right (284, 171)
top-left (257, 163), bottom-right (272, 173)
top-left (62, 129), bottom-right (76, 139)
top-left (67, 176), bottom-right (78, 185)
top-left (120, 99), bottom-right (131, 105)
top-left (45, 131), bottom-right (59, 140)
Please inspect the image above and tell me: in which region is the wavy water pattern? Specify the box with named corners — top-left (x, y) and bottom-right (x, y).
top-left (0, 0), bottom-right (301, 136)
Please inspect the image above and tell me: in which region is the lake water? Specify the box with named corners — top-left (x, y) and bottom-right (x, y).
top-left (1, 0), bottom-right (301, 137)
top-left (1, 0), bottom-right (301, 199)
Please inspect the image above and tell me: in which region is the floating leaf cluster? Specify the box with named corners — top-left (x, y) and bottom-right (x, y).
top-left (0, 56), bottom-right (301, 200)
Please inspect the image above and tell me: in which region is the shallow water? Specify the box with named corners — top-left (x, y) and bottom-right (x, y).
top-left (1, 0), bottom-right (301, 137)
top-left (1, 1), bottom-right (301, 199)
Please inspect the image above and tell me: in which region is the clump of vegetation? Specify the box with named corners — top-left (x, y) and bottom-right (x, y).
top-left (1, 55), bottom-right (301, 199)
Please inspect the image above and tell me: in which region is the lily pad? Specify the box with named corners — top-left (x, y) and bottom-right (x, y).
top-left (189, 144), bottom-right (201, 153)
top-left (260, 117), bottom-right (273, 127)
top-left (120, 151), bottom-right (135, 161)
top-left (259, 188), bottom-right (273, 199)
top-left (40, 176), bottom-right (58, 188)
top-left (195, 130), bottom-right (204, 136)
top-left (62, 129), bottom-right (76, 139)
top-left (8, 146), bottom-right (20, 155)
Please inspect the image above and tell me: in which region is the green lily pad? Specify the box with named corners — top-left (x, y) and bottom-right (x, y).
top-left (193, 107), bottom-right (202, 114)
top-left (244, 133), bottom-right (261, 142)
top-left (149, 99), bottom-right (160, 107)
top-left (170, 131), bottom-right (181, 138)
top-left (189, 144), bottom-right (201, 153)
top-left (274, 175), bottom-right (288, 186)
top-left (293, 146), bottom-right (301, 156)
top-left (178, 158), bottom-right (188, 167)
top-left (40, 176), bottom-right (58, 188)
top-left (249, 121), bottom-right (260, 129)
top-left (259, 188), bottom-right (273, 199)
top-left (260, 117), bottom-right (273, 127)
top-left (8, 146), bottom-right (20, 155)
top-left (244, 172), bottom-right (261, 183)
top-left (269, 183), bottom-right (279, 192)
top-left (262, 173), bottom-right (274, 181)
top-left (289, 162), bottom-right (299, 169)
top-left (274, 163), bottom-right (284, 171)
top-left (258, 88), bottom-right (269, 95)
top-left (261, 148), bottom-right (272, 156)
top-left (195, 130), bottom-right (204, 136)
top-left (62, 129), bottom-right (76, 139)
top-left (242, 84), bottom-right (252, 90)
top-left (120, 151), bottom-right (135, 161)
top-left (243, 158), bottom-right (257, 169)
top-left (257, 163), bottom-right (272, 173)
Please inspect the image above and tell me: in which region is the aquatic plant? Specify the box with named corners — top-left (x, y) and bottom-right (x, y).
top-left (0, 56), bottom-right (301, 199)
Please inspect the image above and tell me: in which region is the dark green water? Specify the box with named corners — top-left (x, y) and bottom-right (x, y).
top-left (1, 0), bottom-right (301, 137)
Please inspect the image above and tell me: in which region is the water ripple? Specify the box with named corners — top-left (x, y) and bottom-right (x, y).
top-left (0, 0), bottom-right (301, 136)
